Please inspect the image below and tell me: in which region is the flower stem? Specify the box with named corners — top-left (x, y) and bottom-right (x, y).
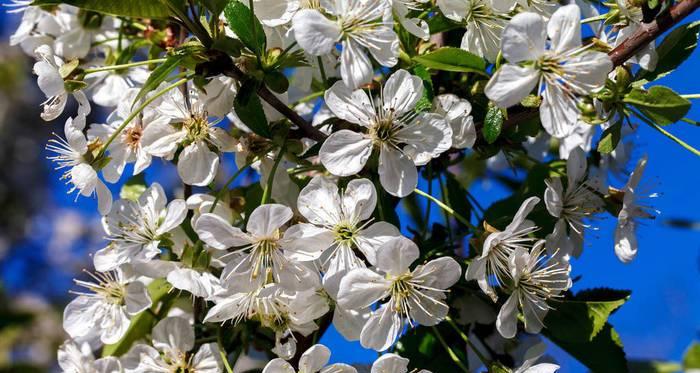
top-left (209, 160), bottom-right (255, 213)
top-left (261, 144), bottom-right (286, 204)
top-left (414, 188), bottom-right (476, 230)
top-left (97, 76), bottom-right (191, 159)
top-left (431, 326), bottom-right (470, 373)
top-left (681, 94), bottom-right (700, 99)
top-left (445, 316), bottom-right (490, 367)
top-left (634, 110), bottom-right (700, 157)
top-left (580, 14), bottom-right (607, 23)
top-left (83, 58), bottom-right (167, 74)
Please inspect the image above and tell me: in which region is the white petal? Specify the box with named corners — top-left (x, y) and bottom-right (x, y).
top-left (501, 12), bottom-right (546, 62)
top-left (375, 236), bottom-right (419, 276)
top-left (263, 358), bottom-right (295, 373)
top-left (342, 178), bottom-right (377, 222)
top-left (297, 175), bottom-right (342, 225)
top-left (360, 306), bottom-right (402, 351)
top-left (246, 203), bottom-right (293, 237)
top-left (371, 353), bottom-right (409, 373)
top-left (412, 257), bottom-right (461, 289)
top-left (124, 281), bottom-right (152, 315)
top-left (63, 296), bottom-right (99, 338)
top-left (95, 180), bottom-right (113, 216)
top-left (299, 344), bottom-right (331, 373)
top-left (192, 343), bottom-right (224, 373)
top-left (355, 222), bottom-right (400, 265)
top-left (566, 146), bottom-right (587, 185)
top-left (337, 268), bottom-right (390, 309)
top-left (324, 80), bottom-right (374, 125)
top-left (540, 83), bottom-right (579, 137)
top-left (332, 306), bottom-right (370, 341)
top-left (548, 5), bottom-right (582, 54)
top-left (292, 9), bottom-right (341, 55)
top-left (378, 145), bottom-right (417, 198)
top-left (340, 39), bottom-right (373, 89)
top-left (283, 223), bottom-right (335, 261)
top-left (319, 130), bottom-right (373, 177)
top-left (152, 316), bottom-right (194, 354)
top-left (614, 219), bottom-right (637, 263)
top-left (496, 292), bottom-right (519, 339)
top-left (485, 64), bottom-right (540, 108)
top-left (194, 213), bottom-right (251, 249)
top-left (178, 142), bottom-right (219, 186)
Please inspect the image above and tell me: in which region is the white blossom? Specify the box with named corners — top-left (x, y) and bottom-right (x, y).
top-left (33, 45), bottom-right (90, 121)
top-left (263, 344), bottom-right (357, 373)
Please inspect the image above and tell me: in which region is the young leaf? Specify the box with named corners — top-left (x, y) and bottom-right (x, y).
top-left (131, 54), bottom-right (186, 109)
top-left (224, 0), bottom-right (266, 56)
top-left (483, 103), bottom-right (504, 144)
top-left (119, 174), bottom-right (147, 201)
top-left (413, 47), bottom-right (487, 75)
top-left (598, 121), bottom-right (622, 154)
top-left (638, 21), bottom-right (700, 83)
top-left (624, 86), bottom-right (691, 125)
top-left (544, 288), bottom-right (631, 343)
top-left (234, 80), bottom-right (271, 138)
top-left (30, 0), bottom-right (184, 18)
top-left (684, 342), bottom-right (700, 369)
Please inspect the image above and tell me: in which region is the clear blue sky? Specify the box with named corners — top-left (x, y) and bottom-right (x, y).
top-left (1, 9), bottom-right (699, 372)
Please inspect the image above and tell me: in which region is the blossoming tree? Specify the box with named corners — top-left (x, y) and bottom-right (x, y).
top-left (6, 0), bottom-right (700, 371)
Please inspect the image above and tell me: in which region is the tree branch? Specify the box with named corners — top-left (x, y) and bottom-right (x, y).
top-left (609, 0), bottom-right (700, 67)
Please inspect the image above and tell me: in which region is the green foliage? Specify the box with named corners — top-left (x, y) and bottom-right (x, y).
top-left (263, 71), bottom-right (289, 94)
top-left (413, 47), bottom-right (488, 75)
top-left (544, 288), bottom-right (631, 373)
top-left (30, 0), bottom-right (184, 18)
top-left (234, 80), bottom-right (271, 138)
top-left (624, 86), bottom-right (691, 126)
top-left (224, 0), bottom-right (267, 56)
top-left (638, 21), bottom-right (700, 83)
top-left (131, 54), bottom-right (187, 109)
top-left (598, 121), bottom-right (622, 154)
top-left (102, 279), bottom-right (173, 357)
top-left (201, 0), bottom-right (228, 14)
top-left (411, 65), bottom-right (435, 113)
top-left (395, 325), bottom-right (467, 372)
top-left (684, 342), bottom-right (700, 369)
top-left (119, 174), bottom-right (147, 201)
top-left (483, 104), bottom-right (504, 144)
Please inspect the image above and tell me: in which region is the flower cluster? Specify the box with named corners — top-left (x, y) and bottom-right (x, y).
top-left (6, 0), bottom-right (685, 370)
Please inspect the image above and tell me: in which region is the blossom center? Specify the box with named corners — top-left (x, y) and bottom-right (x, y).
top-left (183, 115), bottom-right (210, 144)
top-left (123, 124), bottom-right (143, 149)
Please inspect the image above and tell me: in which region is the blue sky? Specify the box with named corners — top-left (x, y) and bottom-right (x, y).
top-left (1, 8), bottom-right (699, 372)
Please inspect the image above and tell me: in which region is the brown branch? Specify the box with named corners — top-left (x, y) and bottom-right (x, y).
top-left (609, 0), bottom-right (700, 66)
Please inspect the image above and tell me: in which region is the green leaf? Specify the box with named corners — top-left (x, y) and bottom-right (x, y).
top-left (119, 174), bottom-right (147, 201)
top-left (598, 121), bottom-right (622, 154)
top-left (624, 86), bottom-right (691, 125)
top-left (684, 342), bottom-right (700, 369)
top-left (395, 325), bottom-right (468, 372)
top-left (234, 80), bottom-right (271, 138)
top-left (545, 288), bottom-right (631, 343)
top-left (264, 71), bottom-right (289, 94)
top-left (638, 21), bottom-right (700, 83)
top-left (413, 47), bottom-right (487, 75)
top-left (224, 0), bottom-right (266, 56)
top-left (545, 323), bottom-right (628, 373)
top-left (426, 13), bottom-right (461, 34)
top-left (411, 64), bottom-right (434, 113)
top-left (30, 0), bottom-right (183, 18)
top-left (131, 54), bottom-right (186, 109)
top-left (201, 0), bottom-right (227, 14)
top-left (483, 103), bottom-right (504, 144)
top-left (102, 279), bottom-right (172, 357)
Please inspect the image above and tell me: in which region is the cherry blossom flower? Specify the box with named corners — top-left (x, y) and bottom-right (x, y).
top-left (263, 344), bottom-right (357, 373)
top-left (292, 0), bottom-right (399, 88)
top-left (58, 340), bottom-right (122, 373)
top-left (337, 236), bottom-right (461, 350)
top-left (63, 268), bottom-right (151, 345)
top-left (122, 317), bottom-right (223, 373)
top-left (466, 197), bottom-right (540, 301)
top-left (284, 176), bottom-right (400, 297)
top-left (371, 353), bottom-right (432, 373)
top-left (544, 147), bottom-right (603, 256)
top-left (319, 70), bottom-right (452, 197)
top-left (33, 45), bottom-right (90, 121)
top-left (436, 0), bottom-right (508, 62)
top-left (615, 155), bottom-right (657, 263)
top-left (46, 114), bottom-right (111, 215)
top-left (140, 87), bottom-right (237, 186)
top-left (194, 204), bottom-right (320, 291)
top-left (496, 241), bottom-right (571, 339)
top-left (94, 183), bottom-right (187, 271)
top-left (485, 5), bottom-right (612, 137)
top-left (432, 94), bottom-right (477, 149)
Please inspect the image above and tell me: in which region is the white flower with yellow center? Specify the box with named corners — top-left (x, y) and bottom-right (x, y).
top-left (485, 5), bottom-right (612, 137)
top-left (63, 269), bottom-right (151, 345)
top-left (337, 236), bottom-right (460, 351)
top-left (319, 69), bottom-right (452, 197)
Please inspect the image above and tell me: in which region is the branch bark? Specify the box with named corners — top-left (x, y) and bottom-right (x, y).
top-left (609, 0), bottom-right (700, 67)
